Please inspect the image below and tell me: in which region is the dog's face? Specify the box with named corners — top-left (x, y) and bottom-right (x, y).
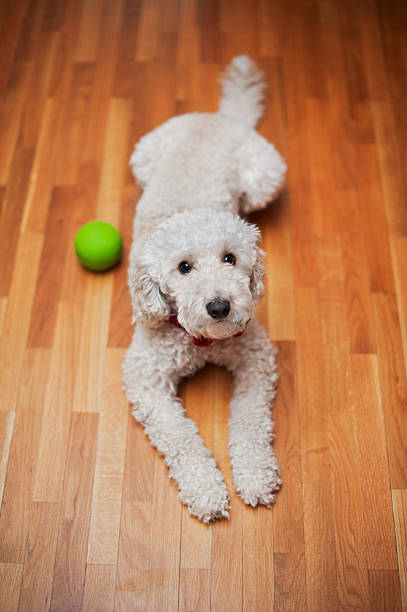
top-left (129, 209), bottom-right (265, 340)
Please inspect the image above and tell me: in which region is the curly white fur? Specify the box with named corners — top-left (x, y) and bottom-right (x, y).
top-left (123, 56), bottom-right (286, 523)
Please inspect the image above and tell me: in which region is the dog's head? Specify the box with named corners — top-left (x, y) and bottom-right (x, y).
top-left (129, 208), bottom-right (265, 340)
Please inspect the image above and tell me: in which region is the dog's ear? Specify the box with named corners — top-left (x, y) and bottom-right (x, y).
top-left (250, 246), bottom-right (265, 304)
top-left (128, 255), bottom-right (171, 327)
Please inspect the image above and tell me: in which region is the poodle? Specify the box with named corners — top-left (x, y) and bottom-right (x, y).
top-left (123, 56), bottom-right (286, 523)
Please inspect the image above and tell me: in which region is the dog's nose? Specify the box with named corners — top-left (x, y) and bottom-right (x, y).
top-left (206, 299), bottom-right (231, 319)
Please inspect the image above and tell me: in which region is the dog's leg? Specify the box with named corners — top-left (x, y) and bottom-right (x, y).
top-left (123, 329), bottom-right (230, 523)
top-left (227, 321), bottom-right (281, 506)
top-left (237, 131), bottom-right (286, 214)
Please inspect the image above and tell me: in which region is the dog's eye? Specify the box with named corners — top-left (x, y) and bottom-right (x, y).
top-left (178, 261), bottom-right (192, 274)
top-left (223, 253), bottom-right (236, 265)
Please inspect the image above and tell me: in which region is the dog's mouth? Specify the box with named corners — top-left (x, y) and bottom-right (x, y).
top-left (170, 313), bottom-right (249, 345)
top-left (203, 318), bottom-right (246, 339)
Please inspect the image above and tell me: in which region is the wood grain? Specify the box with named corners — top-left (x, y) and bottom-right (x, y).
top-left (0, 232), bottom-right (43, 411)
top-left (272, 342), bottom-right (304, 554)
top-left (274, 553), bottom-right (307, 611)
top-left (18, 502), bottom-right (60, 611)
top-left (1, 0), bottom-right (406, 609)
top-left (351, 355), bottom-right (398, 570)
top-left (50, 412), bottom-right (99, 611)
top-left (372, 293), bottom-right (407, 488)
top-left (0, 562), bottom-right (23, 612)
top-left (0, 350), bottom-right (51, 563)
top-left (87, 349), bottom-right (127, 564)
top-left (0, 411), bottom-right (15, 508)
top-left (82, 564), bottom-right (117, 612)
top-left (392, 489), bottom-right (407, 610)
top-left (369, 570), bottom-right (403, 612)
top-left (179, 569), bottom-right (211, 612)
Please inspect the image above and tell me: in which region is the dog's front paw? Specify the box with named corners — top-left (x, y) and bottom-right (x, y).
top-left (179, 480), bottom-right (230, 523)
top-left (233, 465), bottom-right (282, 508)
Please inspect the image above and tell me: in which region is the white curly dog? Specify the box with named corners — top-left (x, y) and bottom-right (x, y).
top-left (123, 56), bottom-right (286, 523)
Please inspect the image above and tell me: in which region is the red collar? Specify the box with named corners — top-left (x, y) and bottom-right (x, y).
top-left (168, 315), bottom-right (247, 347)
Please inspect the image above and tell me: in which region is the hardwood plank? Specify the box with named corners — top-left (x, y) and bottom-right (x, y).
top-left (259, 0), bottom-right (287, 58)
top-left (317, 234), bottom-right (352, 413)
top-left (0, 0), bottom-right (29, 97)
top-left (19, 30), bottom-right (60, 149)
top-left (135, 0), bottom-right (159, 61)
top-left (372, 293), bottom-right (407, 488)
top-left (75, 0), bottom-right (102, 62)
top-left (243, 507), bottom-right (274, 611)
top-left (329, 410), bottom-right (370, 609)
top-left (60, 161), bottom-right (100, 302)
top-left (198, 0), bottom-right (220, 63)
top-left (371, 101), bottom-right (407, 237)
top-left (295, 287), bottom-right (338, 610)
top-left (302, 484), bottom-right (338, 612)
top-left (148, 457), bottom-right (181, 611)
top-left (260, 196), bottom-right (295, 341)
top-left (122, 413), bottom-right (155, 504)
top-left (40, 0), bottom-right (66, 33)
top-left (274, 553), bottom-right (307, 611)
top-left (14, 0), bottom-right (47, 63)
top-left (45, 0), bottom-right (82, 98)
top-left (72, 272), bottom-right (113, 413)
top-left (176, 0), bottom-right (200, 104)
top-left (54, 62), bottom-right (96, 186)
top-left (0, 411), bottom-right (15, 508)
top-left (357, 0), bottom-right (389, 102)
top-left (154, 0), bottom-right (179, 63)
top-left (295, 288), bottom-right (329, 480)
top-left (0, 148), bottom-right (34, 296)
top-left (392, 237), bottom-right (407, 367)
top-left (115, 501), bottom-right (151, 611)
top-left (286, 142), bottom-right (318, 289)
top-left (0, 350), bottom-right (51, 563)
top-left (351, 355), bottom-right (398, 570)
top-left (107, 183), bottom-right (134, 348)
top-left (81, 0), bottom-right (124, 163)
top-left (50, 412), bottom-right (99, 612)
top-left (341, 199), bottom-right (376, 354)
top-left (0, 563), bottom-right (23, 612)
top-left (0, 61), bottom-right (32, 184)
top-left (28, 187), bottom-right (77, 348)
top-left (96, 97), bottom-right (133, 224)
top-left (356, 145), bottom-right (395, 293)
top-left (392, 489), bottom-right (407, 610)
top-left (272, 342), bottom-right (304, 554)
top-left (219, 0), bottom-right (257, 59)
top-left (0, 296), bottom-right (6, 338)
top-left (87, 349), bottom-right (128, 565)
top-left (179, 569), bottom-right (211, 612)
top-left (368, 570), bottom-right (403, 612)
top-left (82, 564), bottom-right (116, 612)
top-left (339, 26), bottom-right (375, 146)
top-left (33, 302), bottom-right (78, 502)
top-left (21, 97), bottom-right (62, 234)
top-left (306, 98), bottom-right (337, 234)
top-left (18, 502), bottom-right (60, 612)
top-left (0, 232), bottom-right (43, 412)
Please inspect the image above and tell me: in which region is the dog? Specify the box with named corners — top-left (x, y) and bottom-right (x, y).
top-left (123, 56), bottom-right (286, 523)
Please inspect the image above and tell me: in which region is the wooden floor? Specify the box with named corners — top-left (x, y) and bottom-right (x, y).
top-left (1, 0), bottom-right (407, 609)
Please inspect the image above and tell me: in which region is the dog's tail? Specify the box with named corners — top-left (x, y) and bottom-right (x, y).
top-left (218, 55), bottom-right (265, 128)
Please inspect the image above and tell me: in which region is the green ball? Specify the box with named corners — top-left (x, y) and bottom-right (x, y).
top-left (75, 221), bottom-right (123, 271)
